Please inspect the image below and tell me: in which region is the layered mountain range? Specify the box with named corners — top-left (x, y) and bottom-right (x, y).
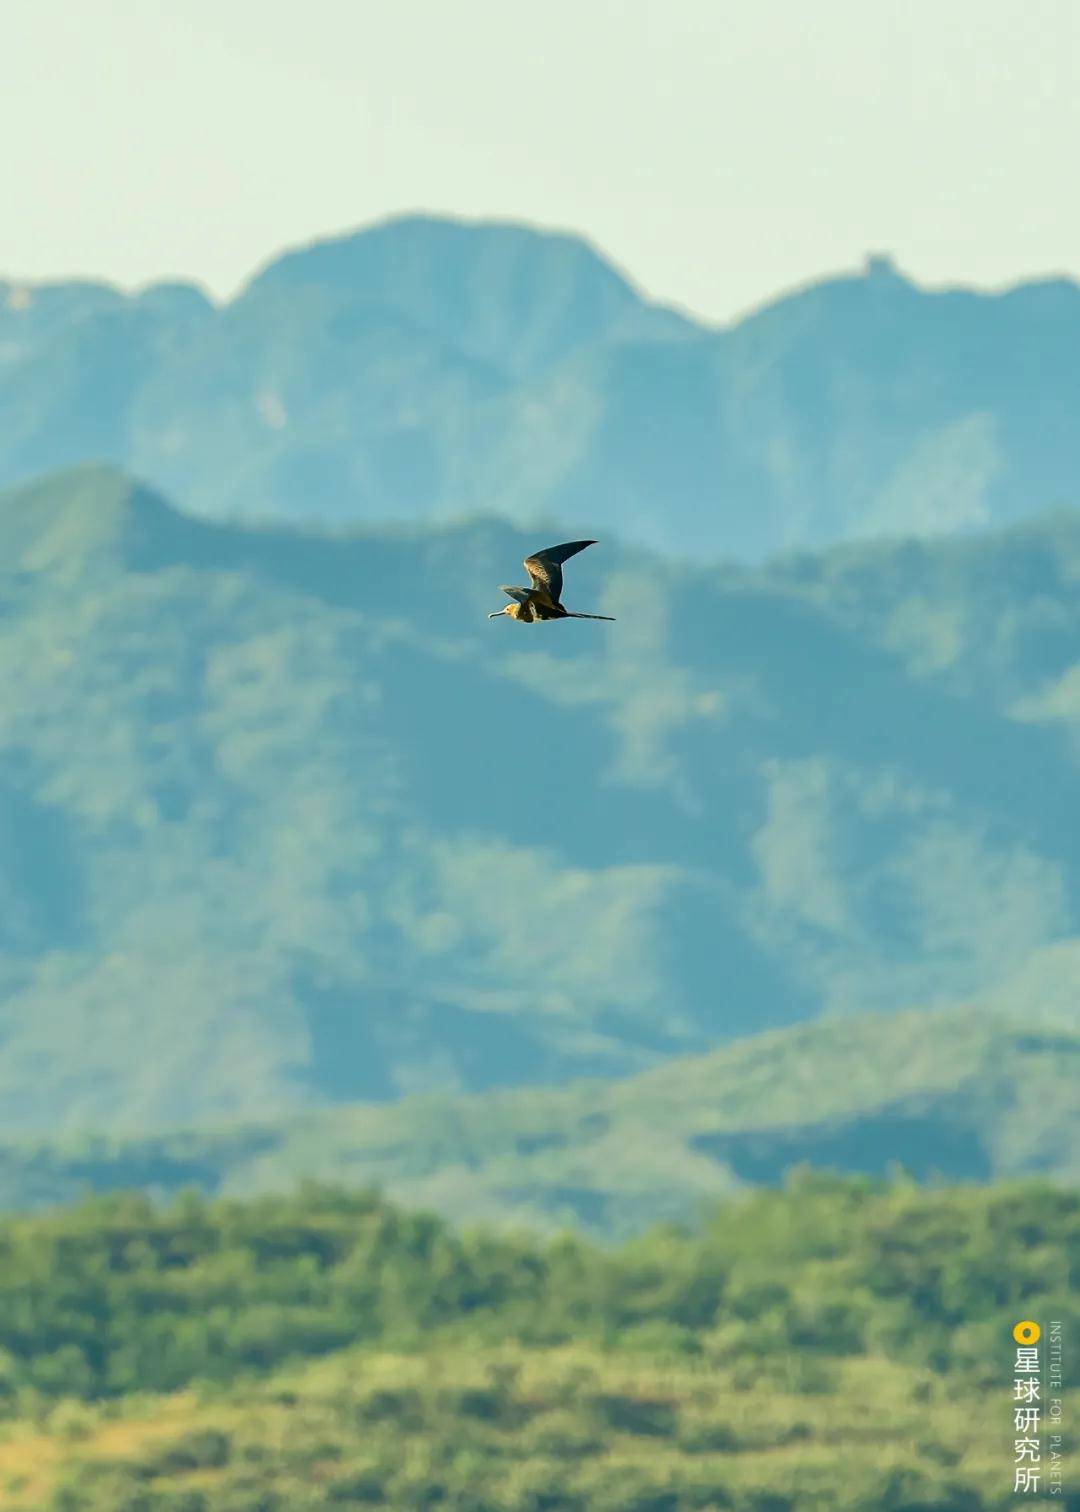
top-left (1, 464), bottom-right (1078, 1155)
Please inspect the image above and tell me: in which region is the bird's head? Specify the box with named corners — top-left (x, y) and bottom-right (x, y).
top-left (488, 605), bottom-right (513, 619)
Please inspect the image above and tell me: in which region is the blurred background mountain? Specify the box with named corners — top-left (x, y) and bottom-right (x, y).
top-left (3, 215), bottom-right (1079, 557)
top-left (0, 424), bottom-right (1078, 1219)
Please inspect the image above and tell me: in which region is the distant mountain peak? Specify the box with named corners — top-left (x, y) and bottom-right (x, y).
top-left (245, 210), bottom-right (640, 297)
top-left (239, 211), bottom-right (686, 378)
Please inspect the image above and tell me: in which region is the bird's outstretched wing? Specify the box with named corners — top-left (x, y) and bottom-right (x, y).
top-left (523, 540), bottom-right (597, 604)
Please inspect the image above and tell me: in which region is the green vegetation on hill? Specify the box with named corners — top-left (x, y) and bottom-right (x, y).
top-left (2, 1006), bottom-right (1077, 1235)
top-left (0, 1179), bottom-right (1075, 1509)
top-left (2, 465), bottom-right (1080, 1138)
top-left (3, 216), bottom-right (1080, 555)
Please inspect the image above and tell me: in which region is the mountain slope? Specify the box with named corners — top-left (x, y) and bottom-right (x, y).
top-left (3, 218), bottom-right (1080, 553)
top-left (1, 465), bottom-right (1079, 1139)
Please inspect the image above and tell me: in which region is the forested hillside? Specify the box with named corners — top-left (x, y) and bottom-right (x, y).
top-left (3, 216), bottom-right (1079, 555)
top-left (0, 1179), bottom-right (1074, 1510)
top-left (2, 465), bottom-right (1079, 1137)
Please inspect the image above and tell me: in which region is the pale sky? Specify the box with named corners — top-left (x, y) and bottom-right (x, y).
top-left (4, 0), bottom-right (1079, 323)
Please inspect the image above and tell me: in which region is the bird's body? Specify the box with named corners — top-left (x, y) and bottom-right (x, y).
top-left (488, 540), bottom-right (614, 623)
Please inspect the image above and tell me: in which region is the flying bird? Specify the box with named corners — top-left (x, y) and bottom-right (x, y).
top-left (488, 540), bottom-right (615, 623)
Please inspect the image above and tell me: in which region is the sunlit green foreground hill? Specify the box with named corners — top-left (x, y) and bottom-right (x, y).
top-left (0, 1179), bottom-right (1076, 1510)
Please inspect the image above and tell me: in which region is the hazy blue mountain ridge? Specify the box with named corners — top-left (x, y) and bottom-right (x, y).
top-left (2, 217), bottom-right (1078, 554)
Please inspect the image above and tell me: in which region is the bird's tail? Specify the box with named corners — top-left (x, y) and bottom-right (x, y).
top-left (565, 611), bottom-right (616, 621)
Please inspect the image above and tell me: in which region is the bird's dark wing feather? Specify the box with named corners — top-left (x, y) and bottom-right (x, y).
top-left (523, 540), bottom-right (597, 603)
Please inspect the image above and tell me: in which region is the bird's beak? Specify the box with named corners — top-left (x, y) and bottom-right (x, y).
top-left (487, 610), bottom-right (504, 618)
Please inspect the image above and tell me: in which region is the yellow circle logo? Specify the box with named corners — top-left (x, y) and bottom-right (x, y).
top-left (1013, 1321), bottom-right (1041, 1345)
